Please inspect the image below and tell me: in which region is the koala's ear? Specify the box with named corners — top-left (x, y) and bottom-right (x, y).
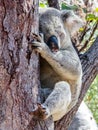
top-left (61, 10), bottom-right (84, 36)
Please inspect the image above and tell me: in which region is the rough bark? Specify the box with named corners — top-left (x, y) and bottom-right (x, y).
top-left (0, 0), bottom-right (40, 130)
top-left (47, 0), bottom-right (60, 9)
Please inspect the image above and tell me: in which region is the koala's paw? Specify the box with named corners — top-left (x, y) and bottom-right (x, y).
top-left (30, 103), bottom-right (50, 120)
top-left (31, 33), bottom-right (44, 43)
top-left (31, 41), bottom-right (50, 56)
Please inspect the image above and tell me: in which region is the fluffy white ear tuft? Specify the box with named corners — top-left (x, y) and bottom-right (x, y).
top-left (61, 10), bottom-right (84, 36)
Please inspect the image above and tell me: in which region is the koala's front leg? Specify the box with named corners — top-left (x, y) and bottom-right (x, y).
top-left (31, 39), bottom-right (82, 80)
top-left (30, 36), bottom-right (82, 83)
top-left (30, 39), bottom-right (51, 55)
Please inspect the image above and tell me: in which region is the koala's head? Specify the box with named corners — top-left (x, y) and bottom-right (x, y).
top-left (61, 10), bottom-right (84, 37)
top-left (39, 8), bottom-right (83, 50)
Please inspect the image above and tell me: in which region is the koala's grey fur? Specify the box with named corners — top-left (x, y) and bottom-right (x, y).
top-left (31, 7), bottom-right (83, 121)
top-left (68, 102), bottom-right (98, 130)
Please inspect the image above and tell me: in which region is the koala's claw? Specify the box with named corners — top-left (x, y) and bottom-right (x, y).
top-left (32, 33), bottom-right (44, 43)
top-left (30, 103), bottom-right (49, 120)
top-left (31, 41), bottom-right (41, 47)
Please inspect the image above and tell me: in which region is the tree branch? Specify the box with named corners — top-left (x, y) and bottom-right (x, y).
top-left (47, 0), bottom-right (60, 10)
top-left (79, 22), bottom-right (98, 52)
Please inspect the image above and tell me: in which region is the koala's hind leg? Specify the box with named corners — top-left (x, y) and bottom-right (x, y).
top-left (43, 81), bottom-right (71, 121)
top-left (30, 81), bottom-right (71, 121)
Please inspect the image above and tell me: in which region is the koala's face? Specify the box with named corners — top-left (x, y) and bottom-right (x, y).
top-left (39, 8), bottom-right (83, 50)
top-left (39, 8), bottom-right (67, 50)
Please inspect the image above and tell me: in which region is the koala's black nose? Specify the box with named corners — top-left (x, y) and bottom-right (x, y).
top-left (47, 35), bottom-right (59, 52)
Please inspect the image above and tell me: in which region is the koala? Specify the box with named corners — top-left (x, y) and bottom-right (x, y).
top-left (30, 8), bottom-right (83, 121)
top-left (68, 102), bottom-right (98, 130)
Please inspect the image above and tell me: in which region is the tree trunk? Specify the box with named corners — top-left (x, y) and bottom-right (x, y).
top-left (0, 0), bottom-right (40, 130)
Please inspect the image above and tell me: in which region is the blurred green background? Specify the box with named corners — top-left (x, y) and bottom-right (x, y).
top-left (85, 75), bottom-right (98, 123)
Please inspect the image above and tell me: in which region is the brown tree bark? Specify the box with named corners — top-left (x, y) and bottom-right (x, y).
top-left (47, 0), bottom-right (60, 9)
top-left (0, 0), bottom-right (40, 130)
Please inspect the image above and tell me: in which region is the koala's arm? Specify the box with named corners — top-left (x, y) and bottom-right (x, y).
top-left (32, 41), bottom-right (82, 80)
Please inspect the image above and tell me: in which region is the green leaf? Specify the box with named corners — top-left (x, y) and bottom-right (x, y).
top-left (61, 3), bottom-right (78, 10)
top-left (95, 16), bottom-right (98, 21)
top-left (95, 8), bottom-right (98, 12)
top-left (79, 27), bottom-right (85, 32)
top-left (82, 8), bottom-right (87, 13)
top-left (86, 14), bottom-right (96, 21)
top-left (61, 3), bottom-right (72, 10)
top-left (39, 3), bottom-right (46, 8)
